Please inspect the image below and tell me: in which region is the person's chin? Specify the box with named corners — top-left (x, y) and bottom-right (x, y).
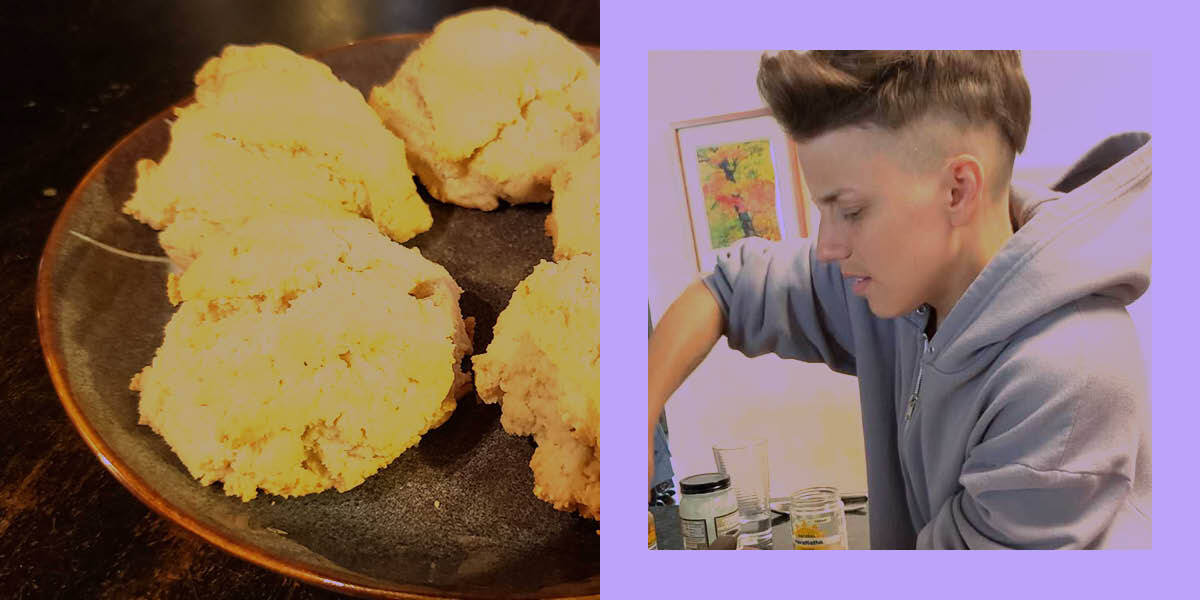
top-left (865, 298), bottom-right (910, 320)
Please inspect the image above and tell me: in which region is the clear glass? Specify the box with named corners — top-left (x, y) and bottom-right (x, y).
top-left (712, 439), bottom-right (772, 550)
top-left (789, 486), bottom-right (848, 550)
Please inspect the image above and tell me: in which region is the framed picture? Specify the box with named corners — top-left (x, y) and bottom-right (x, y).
top-left (671, 108), bottom-right (813, 273)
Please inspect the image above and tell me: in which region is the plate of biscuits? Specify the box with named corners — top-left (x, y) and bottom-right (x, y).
top-left (37, 8), bottom-right (599, 599)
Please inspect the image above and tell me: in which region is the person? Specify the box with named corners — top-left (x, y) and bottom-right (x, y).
top-left (648, 308), bottom-right (678, 505)
top-left (650, 418), bottom-right (676, 505)
top-left (647, 51), bottom-right (1151, 549)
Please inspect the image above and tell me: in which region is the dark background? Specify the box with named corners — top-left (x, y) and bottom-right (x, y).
top-left (0, 2), bottom-right (598, 598)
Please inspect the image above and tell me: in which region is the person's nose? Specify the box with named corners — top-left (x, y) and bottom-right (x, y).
top-left (815, 220), bottom-right (850, 263)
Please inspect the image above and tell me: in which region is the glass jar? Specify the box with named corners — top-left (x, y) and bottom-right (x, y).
top-left (789, 486), bottom-right (848, 550)
top-left (678, 473), bottom-right (739, 549)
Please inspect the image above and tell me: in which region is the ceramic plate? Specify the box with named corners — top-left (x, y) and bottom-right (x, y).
top-left (36, 33), bottom-right (599, 599)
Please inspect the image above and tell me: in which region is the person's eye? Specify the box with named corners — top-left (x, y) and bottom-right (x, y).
top-left (842, 209), bottom-right (862, 221)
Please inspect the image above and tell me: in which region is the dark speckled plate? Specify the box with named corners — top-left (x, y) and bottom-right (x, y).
top-left (36, 34), bottom-right (599, 599)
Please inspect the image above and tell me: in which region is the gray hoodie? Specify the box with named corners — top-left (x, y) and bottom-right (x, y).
top-left (702, 138), bottom-right (1151, 549)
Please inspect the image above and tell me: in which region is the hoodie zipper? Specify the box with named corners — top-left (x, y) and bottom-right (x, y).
top-left (904, 334), bottom-right (929, 425)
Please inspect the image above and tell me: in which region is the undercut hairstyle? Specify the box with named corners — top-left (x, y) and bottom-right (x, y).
top-left (758, 50), bottom-right (1032, 188)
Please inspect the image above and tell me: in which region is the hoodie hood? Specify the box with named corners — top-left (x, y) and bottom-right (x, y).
top-left (930, 137), bottom-right (1151, 372)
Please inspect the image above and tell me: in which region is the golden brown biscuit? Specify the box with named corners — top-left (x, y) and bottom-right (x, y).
top-left (546, 136), bottom-right (600, 260)
top-left (472, 255), bottom-right (600, 519)
top-left (124, 44), bottom-right (432, 268)
top-left (368, 8), bottom-right (599, 210)
top-left (133, 215), bottom-right (471, 501)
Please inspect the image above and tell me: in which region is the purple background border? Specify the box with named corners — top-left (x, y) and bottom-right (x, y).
top-left (602, 0), bottom-right (1188, 596)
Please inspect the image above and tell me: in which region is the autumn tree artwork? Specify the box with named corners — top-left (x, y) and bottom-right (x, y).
top-left (696, 139), bottom-right (782, 250)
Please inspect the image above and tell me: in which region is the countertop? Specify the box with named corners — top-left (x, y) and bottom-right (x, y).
top-left (651, 504), bottom-right (871, 551)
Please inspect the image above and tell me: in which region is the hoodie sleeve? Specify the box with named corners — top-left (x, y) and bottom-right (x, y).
top-left (916, 300), bottom-right (1148, 549)
top-left (917, 466), bottom-right (1135, 549)
top-left (701, 237), bottom-right (856, 375)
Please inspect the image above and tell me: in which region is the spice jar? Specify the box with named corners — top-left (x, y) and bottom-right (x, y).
top-left (789, 486), bottom-right (848, 550)
top-left (678, 473), bottom-right (739, 549)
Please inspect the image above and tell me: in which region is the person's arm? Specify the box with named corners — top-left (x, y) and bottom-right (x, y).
top-left (646, 237), bottom-right (859, 487)
top-left (648, 280), bottom-right (724, 485)
top-left (705, 237), bottom-right (857, 371)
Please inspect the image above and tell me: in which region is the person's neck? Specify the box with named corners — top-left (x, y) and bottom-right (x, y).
top-left (927, 193), bottom-right (1015, 338)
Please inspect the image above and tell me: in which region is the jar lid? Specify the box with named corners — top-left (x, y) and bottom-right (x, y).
top-left (680, 472), bottom-right (731, 494)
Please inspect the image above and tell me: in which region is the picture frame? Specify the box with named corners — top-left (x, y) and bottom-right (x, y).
top-left (671, 108), bottom-right (813, 273)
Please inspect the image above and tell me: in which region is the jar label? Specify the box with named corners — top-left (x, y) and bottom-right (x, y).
top-left (680, 518), bottom-right (711, 549)
top-left (715, 509), bottom-right (739, 537)
top-left (792, 518), bottom-right (847, 550)
top-left (793, 534), bottom-right (845, 550)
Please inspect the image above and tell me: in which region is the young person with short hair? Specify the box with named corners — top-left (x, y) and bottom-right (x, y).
top-left (648, 51), bottom-right (1150, 549)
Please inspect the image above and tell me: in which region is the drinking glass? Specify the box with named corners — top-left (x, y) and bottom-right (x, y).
top-left (712, 438), bottom-right (773, 550)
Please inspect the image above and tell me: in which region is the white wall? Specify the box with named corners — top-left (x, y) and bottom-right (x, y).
top-left (648, 51), bottom-right (1152, 500)
top-left (648, 51), bottom-right (767, 326)
top-left (1016, 51), bottom-right (1153, 170)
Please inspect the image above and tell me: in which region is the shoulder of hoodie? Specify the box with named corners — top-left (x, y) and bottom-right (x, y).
top-left (975, 294), bottom-right (1148, 446)
top-left (977, 138), bottom-right (1152, 431)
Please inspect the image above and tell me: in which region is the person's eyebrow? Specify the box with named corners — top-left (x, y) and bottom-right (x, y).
top-left (814, 188), bottom-right (851, 207)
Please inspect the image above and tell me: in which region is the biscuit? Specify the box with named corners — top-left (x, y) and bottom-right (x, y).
top-left (124, 44), bottom-right (432, 268)
top-left (473, 255), bottom-right (600, 519)
top-left (369, 9), bottom-right (598, 211)
top-left (133, 216), bottom-right (472, 501)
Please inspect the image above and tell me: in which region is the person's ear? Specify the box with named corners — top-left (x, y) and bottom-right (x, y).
top-left (945, 154), bottom-right (984, 227)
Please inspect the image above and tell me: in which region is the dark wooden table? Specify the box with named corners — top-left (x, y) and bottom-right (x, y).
top-left (0, 2), bottom-right (597, 598)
